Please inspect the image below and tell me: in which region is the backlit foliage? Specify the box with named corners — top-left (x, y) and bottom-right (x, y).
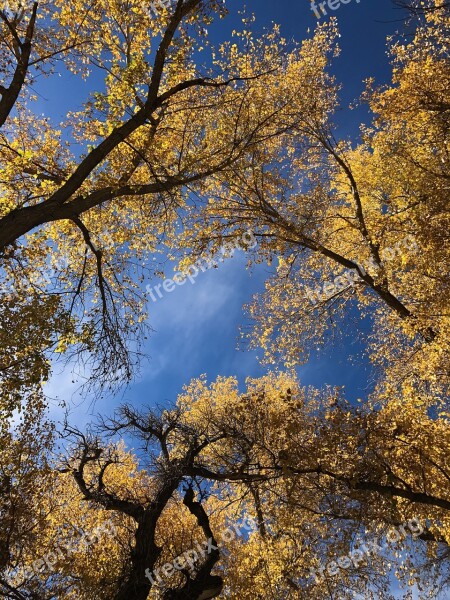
top-left (0, 1), bottom-right (448, 599)
top-left (176, 1), bottom-right (450, 408)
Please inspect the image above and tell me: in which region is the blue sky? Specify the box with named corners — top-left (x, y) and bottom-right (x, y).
top-left (45, 0), bottom-right (406, 422)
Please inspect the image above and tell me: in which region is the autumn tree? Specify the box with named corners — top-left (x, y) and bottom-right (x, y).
top-left (3, 373), bottom-right (448, 599)
top-left (171, 373), bottom-right (450, 598)
top-left (174, 0), bottom-right (449, 406)
top-left (0, 0), bottom-right (337, 408)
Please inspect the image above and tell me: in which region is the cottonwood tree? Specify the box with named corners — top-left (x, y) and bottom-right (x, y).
top-left (3, 373), bottom-right (449, 599)
top-left (174, 0), bottom-right (449, 406)
top-left (0, 0), bottom-right (333, 407)
top-left (3, 404), bottom-right (237, 600)
top-left (172, 373), bottom-right (450, 598)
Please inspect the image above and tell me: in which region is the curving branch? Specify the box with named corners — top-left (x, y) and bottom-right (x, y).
top-left (162, 486), bottom-right (223, 600)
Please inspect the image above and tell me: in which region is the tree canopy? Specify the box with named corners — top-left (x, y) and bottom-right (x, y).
top-left (0, 1), bottom-right (449, 599)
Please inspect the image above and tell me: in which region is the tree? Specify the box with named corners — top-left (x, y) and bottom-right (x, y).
top-left (174, 0), bottom-right (449, 405)
top-left (3, 373), bottom-right (449, 599)
top-left (0, 0), bottom-right (338, 403)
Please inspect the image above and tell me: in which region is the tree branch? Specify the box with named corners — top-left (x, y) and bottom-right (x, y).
top-left (0, 3), bottom-right (38, 128)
